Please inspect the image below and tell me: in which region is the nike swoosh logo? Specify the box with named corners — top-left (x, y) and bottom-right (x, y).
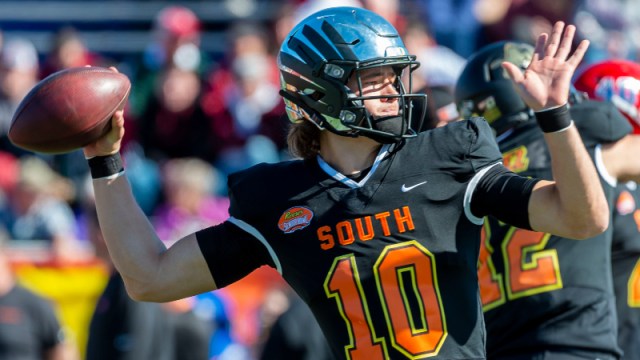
top-left (401, 181), bottom-right (427, 192)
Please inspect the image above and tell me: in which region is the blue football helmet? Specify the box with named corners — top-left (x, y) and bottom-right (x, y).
top-left (278, 7), bottom-right (426, 144)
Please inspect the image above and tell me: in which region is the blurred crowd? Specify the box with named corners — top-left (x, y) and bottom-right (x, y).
top-left (0, 0), bottom-right (638, 359)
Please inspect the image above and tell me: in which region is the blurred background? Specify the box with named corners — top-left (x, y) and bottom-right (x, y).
top-left (0, 0), bottom-right (637, 359)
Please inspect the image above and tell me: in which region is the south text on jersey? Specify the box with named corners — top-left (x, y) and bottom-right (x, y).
top-left (317, 206), bottom-right (415, 250)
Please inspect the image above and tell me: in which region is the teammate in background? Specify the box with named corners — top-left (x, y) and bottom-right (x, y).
top-left (0, 230), bottom-right (69, 360)
top-left (84, 206), bottom-right (174, 360)
top-left (258, 292), bottom-right (333, 360)
top-left (83, 7), bottom-right (606, 360)
top-left (455, 44), bottom-right (640, 359)
top-left (573, 59), bottom-right (640, 360)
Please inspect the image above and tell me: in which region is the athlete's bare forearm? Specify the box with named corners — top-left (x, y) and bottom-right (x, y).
top-left (92, 174), bottom-right (216, 301)
top-left (529, 124), bottom-right (609, 238)
top-left (93, 175), bottom-right (167, 294)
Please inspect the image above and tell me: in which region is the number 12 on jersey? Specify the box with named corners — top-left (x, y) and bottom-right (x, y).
top-left (478, 223), bottom-right (563, 311)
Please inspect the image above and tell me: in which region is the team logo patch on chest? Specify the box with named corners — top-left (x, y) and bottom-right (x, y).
top-left (278, 206), bottom-right (314, 234)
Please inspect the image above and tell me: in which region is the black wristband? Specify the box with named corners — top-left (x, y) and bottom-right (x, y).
top-left (88, 153), bottom-right (124, 179)
top-left (534, 103), bottom-right (572, 133)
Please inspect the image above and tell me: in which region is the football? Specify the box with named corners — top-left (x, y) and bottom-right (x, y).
top-left (9, 67), bottom-right (131, 154)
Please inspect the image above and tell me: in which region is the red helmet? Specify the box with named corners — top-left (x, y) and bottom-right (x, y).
top-left (574, 59), bottom-right (640, 134)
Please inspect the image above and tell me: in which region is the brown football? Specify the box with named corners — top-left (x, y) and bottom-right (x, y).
top-left (9, 67), bottom-right (131, 154)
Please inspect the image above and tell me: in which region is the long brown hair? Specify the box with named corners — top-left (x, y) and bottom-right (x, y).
top-left (287, 120), bottom-right (321, 160)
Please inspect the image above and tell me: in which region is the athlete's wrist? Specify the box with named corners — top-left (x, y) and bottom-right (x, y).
top-left (87, 153), bottom-right (125, 179)
top-left (534, 103), bottom-right (572, 133)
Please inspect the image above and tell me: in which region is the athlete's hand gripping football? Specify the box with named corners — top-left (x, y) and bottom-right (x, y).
top-left (502, 21), bottom-right (589, 111)
top-left (83, 66), bottom-right (126, 158)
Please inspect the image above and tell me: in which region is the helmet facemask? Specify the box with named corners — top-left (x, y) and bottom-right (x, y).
top-left (338, 58), bottom-right (426, 144)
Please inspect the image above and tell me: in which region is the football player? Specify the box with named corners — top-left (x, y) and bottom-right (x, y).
top-left (83, 7), bottom-right (606, 360)
top-left (456, 44), bottom-right (640, 359)
top-left (574, 59), bottom-right (640, 360)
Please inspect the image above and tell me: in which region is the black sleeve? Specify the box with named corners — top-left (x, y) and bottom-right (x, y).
top-left (470, 165), bottom-right (540, 230)
top-left (196, 222), bottom-right (276, 288)
top-left (423, 117), bottom-right (503, 177)
top-left (466, 117), bottom-right (504, 173)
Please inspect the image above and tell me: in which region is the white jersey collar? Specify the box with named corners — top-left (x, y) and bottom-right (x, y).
top-left (317, 144), bottom-right (391, 188)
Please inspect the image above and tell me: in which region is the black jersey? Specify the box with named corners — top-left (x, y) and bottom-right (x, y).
top-left (479, 100), bottom-right (631, 359)
top-left (86, 272), bottom-right (174, 360)
top-left (611, 182), bottom-right (640, 359)
top-left (199, 118), bottom-right (505, 359)
top-left (0, 285), bottom-right (63, 360)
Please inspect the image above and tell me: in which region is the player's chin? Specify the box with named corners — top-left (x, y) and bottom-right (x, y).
top-left (371, 111), bottom-right (400, 121)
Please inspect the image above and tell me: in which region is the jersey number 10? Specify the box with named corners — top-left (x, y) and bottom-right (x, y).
top-left (324, 240), bottom-right (448, 359)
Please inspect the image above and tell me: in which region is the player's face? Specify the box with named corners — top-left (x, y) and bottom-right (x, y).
top-left (348, 66), bottom-right (400, 119)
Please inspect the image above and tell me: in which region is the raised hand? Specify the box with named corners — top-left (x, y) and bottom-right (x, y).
top-left (502, 21), bottom-right (589, 111)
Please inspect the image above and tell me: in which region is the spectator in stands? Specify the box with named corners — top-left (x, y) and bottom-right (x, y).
top-left (412, 0), bottom-right (484, 57)
top-left (480, 0), bottom-right (576, 46)
top-left (3, 156), bottom-right (88, 263)
top-left (134, 64), bottom-right (215, 163)
top-left (126, 4), bottom-right (218, 177)
top-left (0, 228), bottom-right (70, 360)
top-left (201, 21), bottom-right (287, 174)
top-left (0, 37), bottom-right (40, 156)
top-left (128, 5), bottom-right (210, 120)
top-left (0, 151), bottom-right (17, 234)
top-left (39, 26), bottom-right (105, 79)
top-left (152, 157), bottom-right (229, 246)
top-left (402, 17), bottom-right (466, 89)
top-left (572, 0), bottom-right (640, 62)
top-left (112, 6), bottom-right (211, 215)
